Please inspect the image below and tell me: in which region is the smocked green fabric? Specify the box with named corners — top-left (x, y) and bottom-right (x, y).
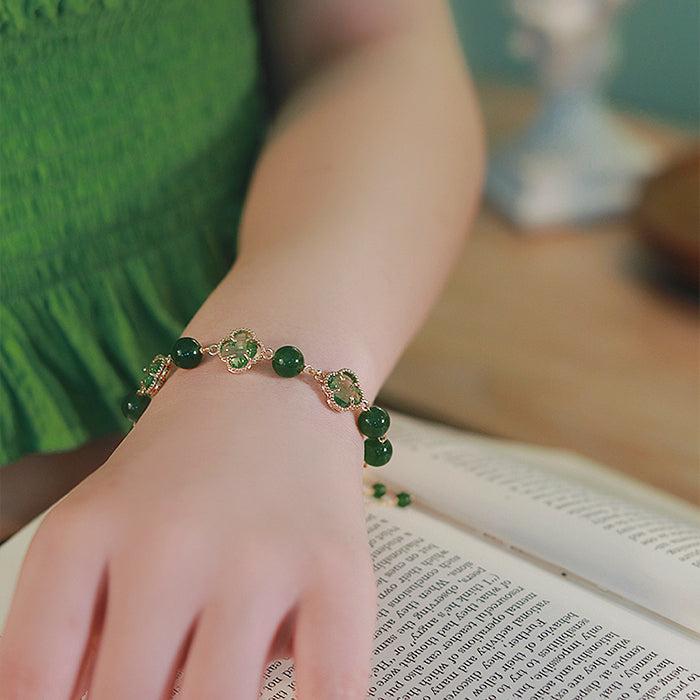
top-left (0, 0), bottom-right (269, 466)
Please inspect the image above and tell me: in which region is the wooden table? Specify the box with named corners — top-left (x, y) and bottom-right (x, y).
top-left (381, 84), bottom-right (699, 506)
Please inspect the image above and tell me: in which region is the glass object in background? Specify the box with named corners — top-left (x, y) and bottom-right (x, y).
top-left (486, 0), bottom-right (659, 228)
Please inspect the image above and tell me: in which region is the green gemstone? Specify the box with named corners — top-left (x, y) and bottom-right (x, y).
top-left (141, 371), bottom-right (157, 392)
top-left (364, 438), bottom-right (393, 467)
top-left (141, 356), bottom-right (166, 390)
top-left (272, 345), bottom-right (305, 378)
top-left (230, 354), bottom-right (249, 369)
top-left (396, 492), bottom-right (411, 508)
top-left (121, 391), bottom-right (151, 422)
top-left (327, 370), bottom-right (362, 409)
top-left (372, 483), bottom-right (387, 499)
top-left (357, 406), bottom-right (390, 438)
top-left (335, 393), bottom-right (350, 408)
top-left (171, 337), bottom-right (202, 369)
top-left (219, 330), bottom-right (258, 371)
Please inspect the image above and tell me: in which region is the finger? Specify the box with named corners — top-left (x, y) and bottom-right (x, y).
top-left (294, 554), bottom-right (377, 700)
top-left (87, 541), bottom-right (203, 700)
top-left (178, 578), bottom-right (297, 700)
top-left (0, 509), bottom-right (107, 700)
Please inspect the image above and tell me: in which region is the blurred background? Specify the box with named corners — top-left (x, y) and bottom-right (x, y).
top-left (452, 0), bottom-right (699, 127)
top-left (380, 0), bottom-right (700, 507)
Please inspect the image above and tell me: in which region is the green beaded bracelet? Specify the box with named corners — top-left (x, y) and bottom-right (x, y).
top-left (121, 327), bottom-right (395, 469)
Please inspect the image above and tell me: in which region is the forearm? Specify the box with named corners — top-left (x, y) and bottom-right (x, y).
top-left (184, 6), bottom-right (483, 399)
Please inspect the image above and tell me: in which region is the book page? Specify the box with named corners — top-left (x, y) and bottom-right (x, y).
top-left (377, 414), bottom-right (700, 632)
top-left (1, 505), bottom-right (698, 699)
top-left (259, 506), bottom-right (699, 699)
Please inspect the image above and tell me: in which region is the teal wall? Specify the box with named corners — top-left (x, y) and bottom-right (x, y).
top-left (450, 0), bottom-right (699, 128)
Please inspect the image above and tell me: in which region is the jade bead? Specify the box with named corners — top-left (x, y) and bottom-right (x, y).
top-left (272, 345), bottom-right (305, 378)
top-left (364, 438), bottom-right (393, 467)
top-left (357, 406), bottom-right (390, 438)
top-left (372, 483), bottom-right (387, 499)
top-left (171, 337), bottom-right (202, 369)
top-left (121, 391), bottom-right (151, 422)
top-left (396, 492), bottom-right (411, 508)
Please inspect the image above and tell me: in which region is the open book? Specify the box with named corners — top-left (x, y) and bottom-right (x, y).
top-left (1, 412), bottom-right (699, 698)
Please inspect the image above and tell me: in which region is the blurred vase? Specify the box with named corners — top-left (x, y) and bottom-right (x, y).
top-left (486, 0), bottom-right (659, 229)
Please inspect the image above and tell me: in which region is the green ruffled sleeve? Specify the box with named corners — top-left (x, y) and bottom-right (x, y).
top-left (0, 0), bottom-right (269, 465)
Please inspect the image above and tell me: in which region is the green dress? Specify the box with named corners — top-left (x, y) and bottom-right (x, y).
top-left (0, 0), bottom-right (269, 466)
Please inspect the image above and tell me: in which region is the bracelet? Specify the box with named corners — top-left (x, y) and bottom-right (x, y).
top-left (121, 329), bottom-right (393, 468)
top-left (365, 482), bottom-right (412, 508)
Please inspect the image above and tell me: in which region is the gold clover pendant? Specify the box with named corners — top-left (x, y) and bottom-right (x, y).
top-left (139, 354), bottom-right (172, 397)
top-left (323, 369), bottom-right (364, 412)
top-left (217, 328), bottom-right (263, 374)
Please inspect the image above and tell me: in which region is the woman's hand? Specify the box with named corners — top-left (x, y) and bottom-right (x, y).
top-left (0, 362), bottom-right (377, 699)
top-left (1, 0), bottom-right (482, 695)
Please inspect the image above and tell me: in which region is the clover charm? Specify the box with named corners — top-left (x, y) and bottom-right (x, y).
top-left (323, 369), bottom-right (364, 412)
top-left (139, 354), bottom-right (172, 397)
top-left (217, 328), bottom-right (263, 374)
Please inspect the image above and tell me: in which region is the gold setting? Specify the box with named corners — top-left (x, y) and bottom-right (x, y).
top-left (124, 328), bottom-right (400, 494)
top-left (321, 368), bottom-right (365, 413)
top-left (137, 354), bottom-right (172, 398)
top-left (127, 328), bottom-right (374, 425)
top-left (215, 328), bottom-right (267, 374)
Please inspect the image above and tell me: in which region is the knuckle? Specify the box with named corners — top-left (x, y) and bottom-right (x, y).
top-left (312, 540), bottom-right (374, 591)
top-left (230, 536), bottom-right (287, 579)
top-left (140, 517), bottom-right (203, 559)
top-left (30, 503), bottom-right (94, 559)
top-left (117, 520), bottom-right (208, 581)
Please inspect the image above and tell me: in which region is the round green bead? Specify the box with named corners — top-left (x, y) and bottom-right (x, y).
top-left (121, 391), bottom-right (151, 422)
top-left (171, 337), bottom-right (202, 369)
top-left (372, 483), bottom-right (387, 499)
top-left (357, 406), bottom-right (390, 438)
top-left (396, 492), bottom-right (411, 508)
top-left (272, 345), bottom-right (305, 378)
top-left (364, 438), bottom-right (393, 467)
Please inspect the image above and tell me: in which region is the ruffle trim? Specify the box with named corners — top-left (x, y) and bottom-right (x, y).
top-left (0, 0), bottom-right (122, 33)
top-left (0, 229), bottom-right (232, 467)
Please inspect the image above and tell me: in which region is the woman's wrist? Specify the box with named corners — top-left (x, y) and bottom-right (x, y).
top-left (178, 257), bottom-right (390, 400)
top-left (121, 320), bottom-right (395, 476)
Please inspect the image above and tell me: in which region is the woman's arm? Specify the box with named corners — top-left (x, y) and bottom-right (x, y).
top-left (185, 0), bottom-right (483, 397)
top-left (0, 2), bottom-right (483, 699)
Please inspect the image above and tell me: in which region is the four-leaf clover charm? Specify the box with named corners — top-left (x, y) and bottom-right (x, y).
top-left (139, 354), bottom-right (172, 397)
top-left (123, 328), bottom-right (392, 467)
top-left (322, 369), bottom-right (364, 412)
top-left (217, 328), bottom-right (263, 373)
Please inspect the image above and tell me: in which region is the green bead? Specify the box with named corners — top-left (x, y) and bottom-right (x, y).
top-left (396, 492), bottom-right (411, 508)
top-left (121, 391), bottom-right (151, 422)
top-left (364, 438), bottom-right (393, 467)
top-left (272, 345), bottom-right (305, 378)
top-left (171, 337), bottom-right (202, 369)
top-left (357, 406), bottom-right (390, 438)
top-left (372, 483), bottom-right (387, 499)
